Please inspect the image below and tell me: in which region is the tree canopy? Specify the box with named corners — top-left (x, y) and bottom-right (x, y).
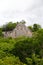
top-left (0, 21), bottom-right (43, 65)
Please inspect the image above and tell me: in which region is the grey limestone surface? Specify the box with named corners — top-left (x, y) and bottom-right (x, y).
top-left (3, 23), bottom-right (32, 38)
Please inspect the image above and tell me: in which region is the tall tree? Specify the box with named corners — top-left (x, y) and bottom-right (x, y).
top-left (33, 24), bottom-right (41, 32)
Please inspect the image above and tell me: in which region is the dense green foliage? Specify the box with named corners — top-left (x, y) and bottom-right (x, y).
top-left (2, 22), bottom-right (17, 31)
top-left (0, 22), bottom-right (43, 65)
top-left (28, 24), bottom-right (41, 32)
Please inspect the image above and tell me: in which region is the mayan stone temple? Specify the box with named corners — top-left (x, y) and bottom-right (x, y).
top-left (3, 23), bottom-right (32, 38)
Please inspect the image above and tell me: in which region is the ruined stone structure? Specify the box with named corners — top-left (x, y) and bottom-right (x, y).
top-left (3, 23), bottom-right (32, 38)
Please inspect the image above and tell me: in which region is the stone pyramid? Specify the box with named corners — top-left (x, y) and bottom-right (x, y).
top-left (3, 23), bottom-right (32, 38)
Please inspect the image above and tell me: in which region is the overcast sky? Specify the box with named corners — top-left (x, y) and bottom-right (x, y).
top-left (0, 0), bottom-right (43, 27)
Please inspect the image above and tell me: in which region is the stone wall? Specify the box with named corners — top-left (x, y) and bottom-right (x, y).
top-left (3, 23), bottom-right (32, 38)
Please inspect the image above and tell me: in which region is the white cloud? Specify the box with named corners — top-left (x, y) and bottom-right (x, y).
top-left (0, 0), bottom-right (43, 27)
